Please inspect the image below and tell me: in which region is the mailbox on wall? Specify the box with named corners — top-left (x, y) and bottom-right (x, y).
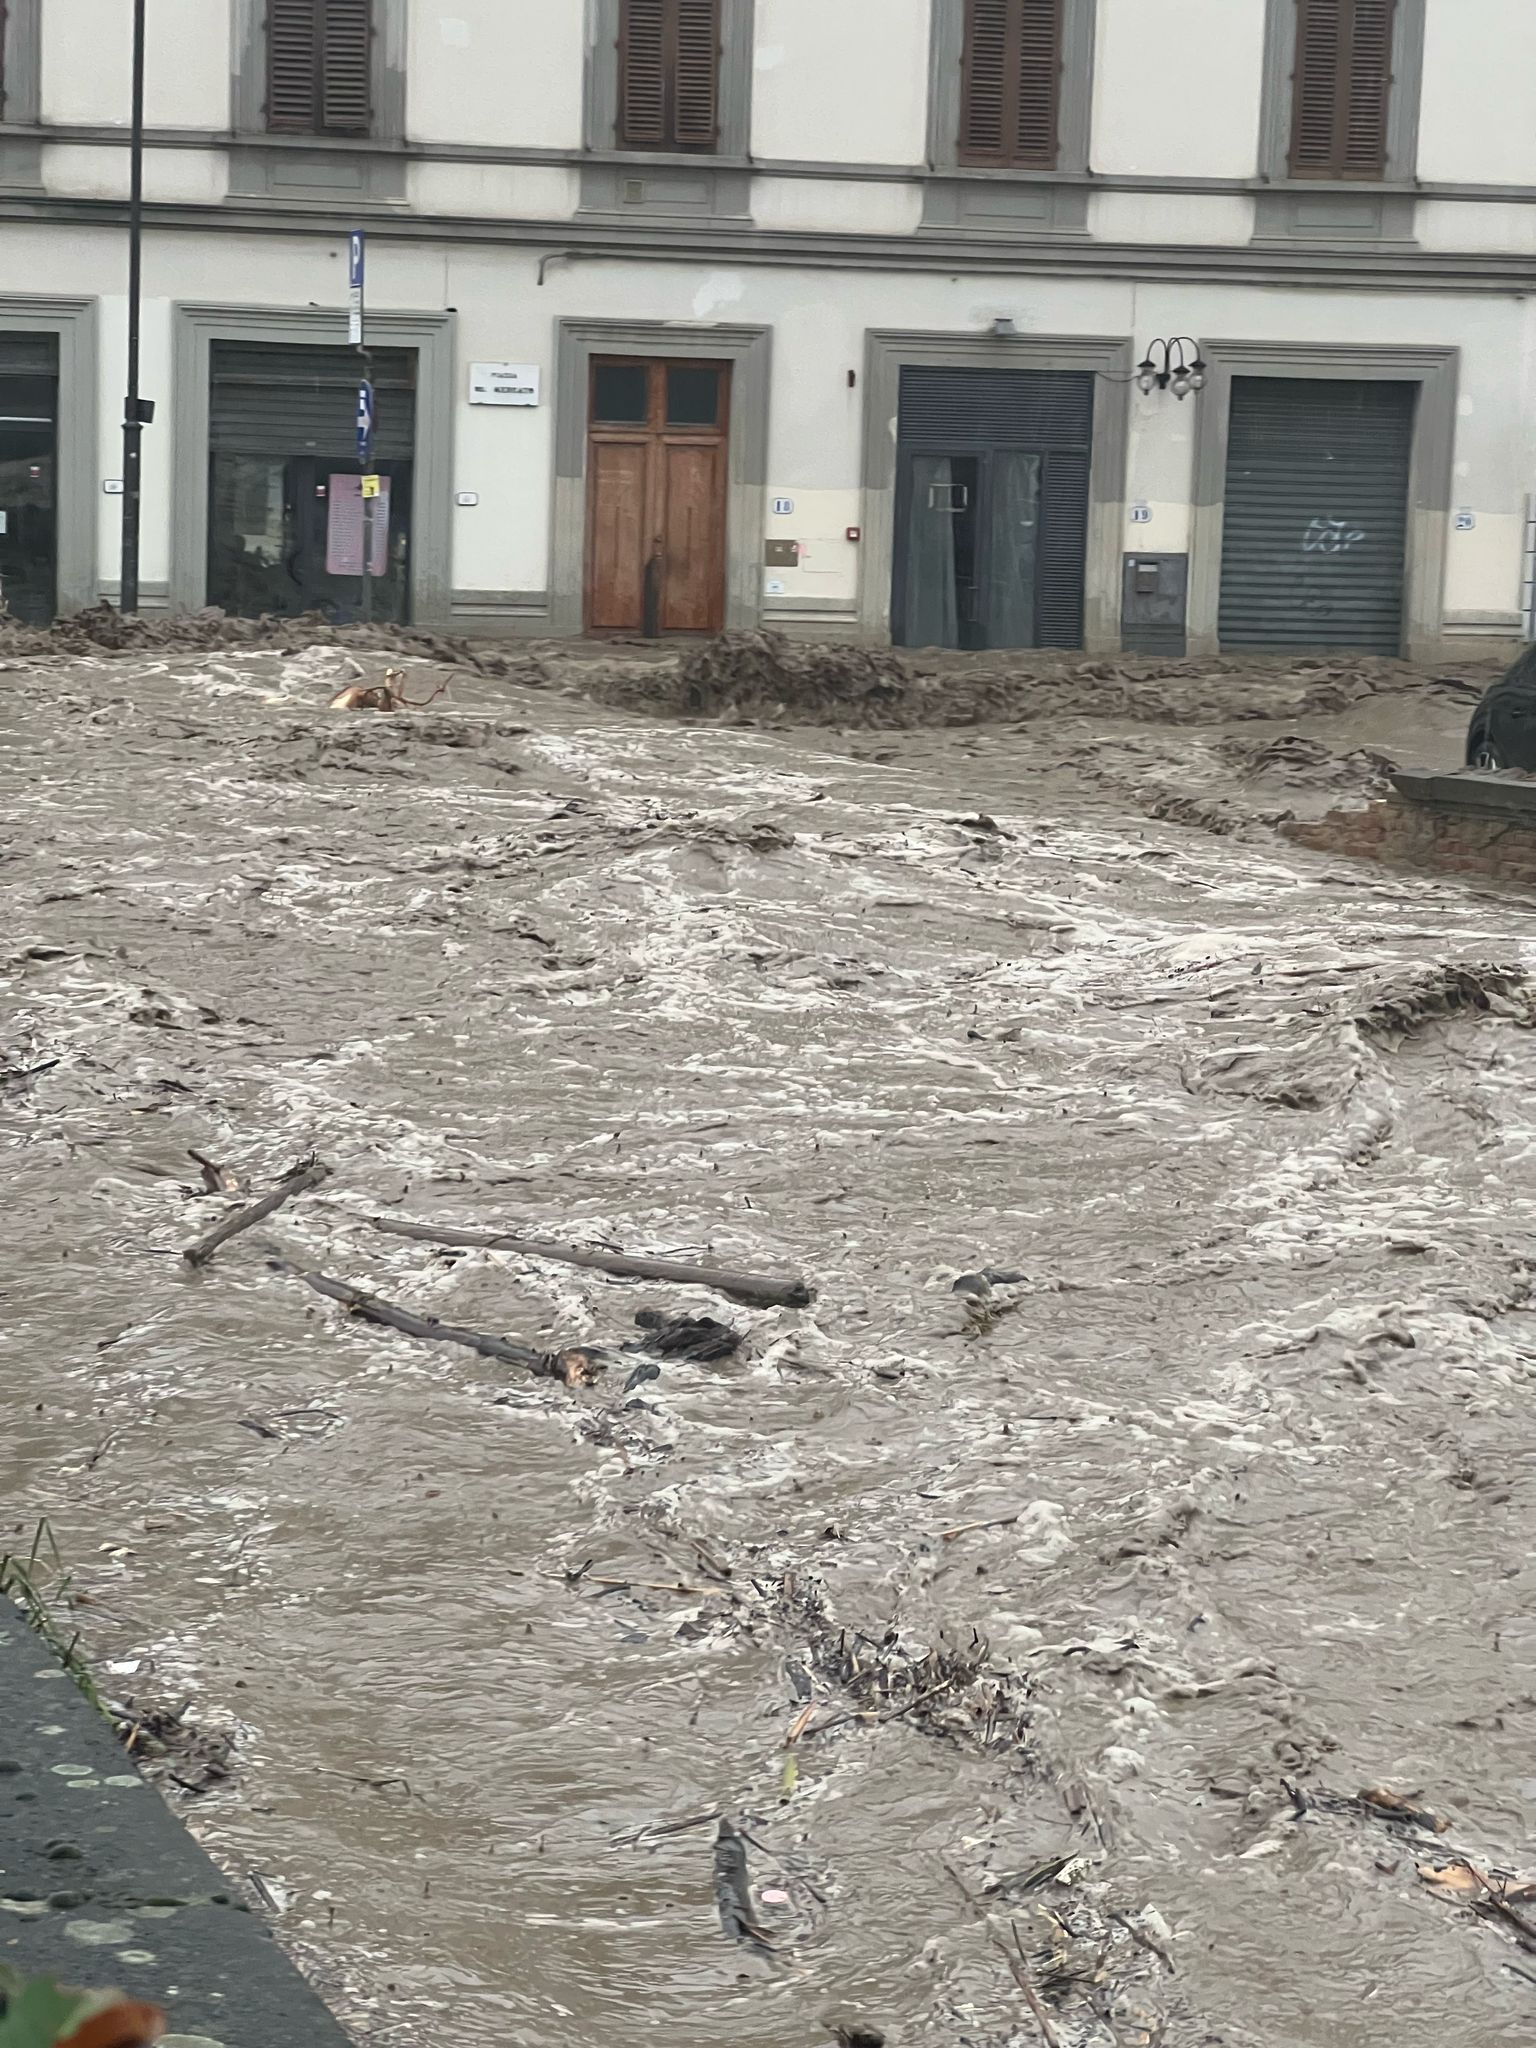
top-left (1121, 553), bottom-right (1189, 656)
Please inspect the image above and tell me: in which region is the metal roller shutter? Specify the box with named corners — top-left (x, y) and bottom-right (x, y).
top-left (897, 365), bottom-right (1093, 450)
top-left (1218, 376), bottom-right (1414, 655)
top-left (208, 341), bottom-right (416, 460)
top-left (0, 333), bottom-right (60, 378)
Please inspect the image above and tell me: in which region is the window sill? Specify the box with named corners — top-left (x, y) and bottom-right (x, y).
top-left (921, 175), bottom-right (1089, 235)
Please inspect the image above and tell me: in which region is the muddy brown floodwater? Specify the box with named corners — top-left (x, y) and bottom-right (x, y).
top-left (3, 641), bottom-right (1534, 2048)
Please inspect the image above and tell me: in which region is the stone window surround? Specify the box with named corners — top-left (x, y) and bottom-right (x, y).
top-left (230, 0), bottom-right (408, 202)
top-left (923, 0), bottom-right (1099, 237)
top-left (0, 294), bottom-right (96, 614)
top-left (1255, 0), bottom-right (1427, 241)
top-left (1187, 339), bottom-right (1458, 663)
top-left (579, 0), bottom-right (755, 219)
top-left (548, 317), bottom-right (771, 638)
top-left (169, 301), bottom-right (455, 625)
top-left (857, 329), bottom-right (1134, 653)
top-left (0, 0), bottom-right (42, 187)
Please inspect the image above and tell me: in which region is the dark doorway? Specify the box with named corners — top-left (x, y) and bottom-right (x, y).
top-left (0, 336), bottom-right (59, 625)
top-left (205, 341), bottom-right (416, 621)
top-left (584, 357), bottom-right (730, 635)
top-left (1218, 376), bottom-right (1416, 655)
top-left (892, 365), bottom-right (1093, 651)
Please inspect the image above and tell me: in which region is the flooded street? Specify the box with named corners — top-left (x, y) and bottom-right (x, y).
top-left (3, 641), bottom-right (1534, 2048)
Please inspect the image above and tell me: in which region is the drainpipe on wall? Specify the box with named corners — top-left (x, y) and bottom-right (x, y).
top-left (119, 0), bottom-right (149, 615)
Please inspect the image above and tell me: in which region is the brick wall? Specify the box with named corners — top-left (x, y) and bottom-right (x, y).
top-left (1283, 797), bottom-right (1536, 888)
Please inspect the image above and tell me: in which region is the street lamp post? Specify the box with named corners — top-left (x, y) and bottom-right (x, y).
top-left (120, 0), bottom-right (149, 614)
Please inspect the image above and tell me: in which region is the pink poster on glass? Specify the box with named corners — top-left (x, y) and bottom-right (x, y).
top-left (325, 473), bottom-right (390, 577)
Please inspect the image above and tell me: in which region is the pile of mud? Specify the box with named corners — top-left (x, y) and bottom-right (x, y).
top-left (0, 601), bottom-right (551, 685)
top-left (574, 627), bottom-right (1492, 732)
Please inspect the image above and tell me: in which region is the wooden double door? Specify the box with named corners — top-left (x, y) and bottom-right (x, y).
top-left (585, 357), bottom-right (730, 636)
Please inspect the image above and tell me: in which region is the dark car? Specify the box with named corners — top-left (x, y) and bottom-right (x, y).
top-left (1466, 644), bottom-right (1536, 771)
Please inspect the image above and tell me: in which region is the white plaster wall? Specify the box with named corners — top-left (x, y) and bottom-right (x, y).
top-left (1092, 0), bottom-right (1266, 177)
top-left (1091, 191), bottom-right (1255, 246)
top-left (439, 247), bottom-right (557, 596)
top-left (42, 146), bottom-right (128, 200)
top-left (408, 163), bottom-right (580, 222)
top-left (1418, 0), bottom-right (1536, 187)
top-left (1416, 201), bottom-right (1536, 256)
top-left (42, 0), bottom-right (230, 129)
top-left (751, 0), bottom-right (930, 164)
top-left (750, 175), bottom-right (922, 236)
top-left (145, 150), bottom-right (232, 208)
top-left (42, 141), bottom-right (225, 202)
top-left (1124, 392), bottom-right (1198, 554)
top-left (408, 1), bottom-right (584, 149)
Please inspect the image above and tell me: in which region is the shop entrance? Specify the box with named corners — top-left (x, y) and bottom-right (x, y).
top-left (205, 341), bottom-right (416, 621)
top-left (0, 333), bottom-right (59, 624)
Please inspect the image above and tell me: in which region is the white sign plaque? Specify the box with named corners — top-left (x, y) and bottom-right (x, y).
top-left (469, 363), bottom-right (541, 407)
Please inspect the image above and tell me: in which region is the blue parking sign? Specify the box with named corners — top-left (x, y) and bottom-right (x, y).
top-left (356, 379), bottom-right (375, 468)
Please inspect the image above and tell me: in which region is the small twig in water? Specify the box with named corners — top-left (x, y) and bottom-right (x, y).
top-left (184, 1158), bottom-right (329, 1267)
top-left (610, 1810), bottom-right (722, 1850)
top-left (939, 1512), bottom-right (1022, 1543)
top-left (940, 1854), bottom-right (1063, 2048)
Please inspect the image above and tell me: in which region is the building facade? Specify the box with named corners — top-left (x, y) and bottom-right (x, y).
top-left (0, 0), bottom-right (1533, 660)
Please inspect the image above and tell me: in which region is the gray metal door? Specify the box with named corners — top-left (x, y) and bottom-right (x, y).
top-left (1218, 376), bottom-right (1415, 655)
top-left (894, 366), bottom-right (1094, 650)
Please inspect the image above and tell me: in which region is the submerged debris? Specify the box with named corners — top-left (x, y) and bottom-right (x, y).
top-left (712, 1819), bottom-right (775, 1954)
top-left (631, 1308), bottom-right (743, 1362)
top-left (108, 1695), bottom-right (235, 1797)
top-left (771, 1575), bottom-right (1032, 1756)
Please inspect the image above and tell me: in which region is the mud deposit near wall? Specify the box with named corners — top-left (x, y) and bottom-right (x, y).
top-left (2, 639), bottom-right (1534, 2048)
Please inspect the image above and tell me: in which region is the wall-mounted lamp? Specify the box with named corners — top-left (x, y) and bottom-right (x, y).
top-left (990, 315), bottom-right (1019, 338)
top-left (1137, 337), bottom-right (1207, 400)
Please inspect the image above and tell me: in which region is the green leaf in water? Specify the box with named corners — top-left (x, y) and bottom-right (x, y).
top-left (780, 1753), bottom-right (799, 1798)
top-left (0, 1975), bottom-right (92, 2048)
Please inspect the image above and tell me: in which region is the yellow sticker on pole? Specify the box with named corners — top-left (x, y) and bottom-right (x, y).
top-left (360, 473), bottom-right (381, 499)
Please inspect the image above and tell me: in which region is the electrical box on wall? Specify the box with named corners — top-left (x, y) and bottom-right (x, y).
top-left (1121, 553), bottom-right (1189, 656)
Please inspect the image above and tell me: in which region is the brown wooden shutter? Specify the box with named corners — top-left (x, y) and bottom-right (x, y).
top-left (673, 0), bottom-right (721, 148)
top-left (268, 0), bottom-right (319, 131)
top-left (619, 0), bottom-right (720, 150)
top-left (267, 0), bottom-right (372, 135)
top-left (960, 0), bottom-right (1062, 169)
top-left (1290, 0), bottom-right (1396, 178)
top-left (619, 0), bottom-right (669, 145)
top-left (1340, 0), bottom-right (1394, 175)
top-left (321, 0), bottom-right (373, 133)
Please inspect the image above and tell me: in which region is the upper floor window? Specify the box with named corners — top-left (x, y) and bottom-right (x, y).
top-left (1289, 0), bottom-right (1395, 178)
top-left (618, 0), bottom-right (721, 151)
top-left (959, 0), bottom-right (1064, 169)
top-left (268, 0), bottom-right (373, 135)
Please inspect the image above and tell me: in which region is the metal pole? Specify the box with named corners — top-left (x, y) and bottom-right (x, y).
top-left (119, 0), bottom-right (147, 614)
top-left (360, 351), bottom-right (374, 625)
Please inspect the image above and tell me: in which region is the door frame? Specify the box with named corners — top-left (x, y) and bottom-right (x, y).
top-left (0, 295), bottom-right (95, 615)
top-left (1189, 340), bottom-right (1458, 663)
top-left (582, 355), bottom-right (732, 636)
top-left (861, 330), bottom-right (1133, 652)
top-left (170, 303), bottom-right (454, 625)
top-left (552, 319), bottom-right (771, 639)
